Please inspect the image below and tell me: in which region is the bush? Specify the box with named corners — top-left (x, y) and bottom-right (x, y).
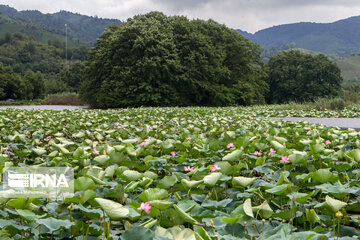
top-left (43, 92), bottom-right (83, 105)
top-left (313, 97), bottom-right (346, 111)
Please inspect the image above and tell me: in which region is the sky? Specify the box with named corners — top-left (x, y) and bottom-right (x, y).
top-left (2, 0), bottom-right (360, 33)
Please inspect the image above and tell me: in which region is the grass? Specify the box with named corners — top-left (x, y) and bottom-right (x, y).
top-left (42, 92), bottom-right (84, 105)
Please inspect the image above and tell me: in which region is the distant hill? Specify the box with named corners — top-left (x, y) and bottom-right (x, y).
top-left (336, 55), bottom-right (360, 83)
top-left (0, 13), bottom-right (80, 46)
top-left (0, 5), bottom-right (122, 44)
top-left (237, 16), bottom-right (360, 57)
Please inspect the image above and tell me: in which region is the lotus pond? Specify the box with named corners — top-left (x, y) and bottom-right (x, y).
top-left (0, 107), bottom-right (359, 239)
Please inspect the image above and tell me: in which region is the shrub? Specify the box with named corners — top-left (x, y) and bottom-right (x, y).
top-left (313, 97), bottom-right (346, 111)
top-left (43, 92), bottom-right (83, 105)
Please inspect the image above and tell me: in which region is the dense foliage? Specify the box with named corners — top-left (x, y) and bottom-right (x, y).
top-left (0, 107), bottom-right (359, 239)
top-left (0, 5), bottom-right (122, 44)
top-left (0, 63), bottom-right (45, 100)
top-left (81, 12), bottom-right (268, 108)
top-left (0, 32), bottom-right (87, 96)
top-left (265, 50), bottom-right (343, 104)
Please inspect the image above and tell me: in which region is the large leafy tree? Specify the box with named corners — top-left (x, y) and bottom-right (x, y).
top-left (265, 50), bottom-right (343, 104)
top-left (80, 12), bottom-right (268, 108)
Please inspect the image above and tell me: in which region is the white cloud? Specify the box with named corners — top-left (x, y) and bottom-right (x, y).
top-left (2, 0), bottom-right (360, 32)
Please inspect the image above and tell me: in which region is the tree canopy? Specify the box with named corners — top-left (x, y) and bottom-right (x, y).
top-left (265, 50), bottom-right (343, 104)
top-left (80, 12), bottom-right (268, 108)
top-left (0, 63), bottom-right (45, 100)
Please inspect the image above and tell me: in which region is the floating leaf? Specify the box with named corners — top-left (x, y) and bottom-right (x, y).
top-left (222, 149), bottom-right (243, 161)
top-left (287, 192), bottom-right (312, 204)
top-left (36, 218), bottom-right (74, 232)
top-left (122, 170), bottom-right (142, 182)
top-left (325, 195), bottom-right (347, 213)
top-left (306, 209), bottom-right (320, 224)
top-left (181, 179), bottom-right (203, 189)
top-left (16, 209), bottom-right (45, 222)
top-left (120, 226), bottom-right (154, 240)
top-left (289, 150), bottom-right (307, 164)
top-left (95, 198), bottom-right (129, 220)
top-left (203, 172), bottom-right (222, 187)
top-left (310, 169), bottom-right (337, 183)
top-left (173, 204), bottom-right (199, 225)
top-left (232, 176), bottom-right (256, 188)
top-left (93, 155), bottom-right (110, 165)
top-left (243, 199), bottom-right (254, 218)
top-left (265, 184), bottom-right (289, 195)
top-left (252, 201), bottom-right (273, 219)
top-left (138, 188), bottom-right (168, 202)
top-left (222, 216), bottom-right (243, 225)
top-left (148, 200), bottom-right (173, 210)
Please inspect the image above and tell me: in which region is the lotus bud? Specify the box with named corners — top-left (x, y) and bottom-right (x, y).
top-left (336, 211), bottom-right (343, 218)
top-left (209, 219), bottom-right (214, 226)
top-left (67, 203), bottom-right (74, 210)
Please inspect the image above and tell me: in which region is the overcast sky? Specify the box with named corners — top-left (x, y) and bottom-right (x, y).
top-left (2, 0), bottom-right (360, 33)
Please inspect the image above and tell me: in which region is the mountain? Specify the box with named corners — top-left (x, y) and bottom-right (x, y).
top-left (336, 55), bottom-right (360, 83)
top-left (237, 16), bottom-right (360, 57)
top-left (0, 13), bottom-right (80, 47)
top-left (0, 5), bottom-right (122, 44)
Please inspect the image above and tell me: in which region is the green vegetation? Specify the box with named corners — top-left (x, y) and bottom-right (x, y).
top-left (0, 63), bottom-right (45, 100)
top-left (265, 50), bottom-right (343, 104)
top-left (0, 4), bottom-right (122, 44)
top-left (0, 13), bottom-right (80, 47)
top-left (81, 12), bottom-right (268, 108)
top-left (0, 107), bottom-right (359, 239)
top-left (239, 16), bottom-right (360, 57)
top-left (43, 92), bottom-right (83, 105)
top-left (336, 55), bottom-right (360, 83)
top-left (0, 32), bottom-right (87, 97)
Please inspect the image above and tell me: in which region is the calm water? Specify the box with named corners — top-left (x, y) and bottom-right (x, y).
top-left (0, 105), bottom-right (87, 110)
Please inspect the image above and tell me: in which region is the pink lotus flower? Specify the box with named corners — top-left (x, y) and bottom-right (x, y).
top-left (184, 166), bottom-right (194, 172)
top-left (117, 126), bottom-right (123, 129)
top-left (274, 136), bottom-right (279, 139)
top-left (210, 164), bottom-right (221, 173)
top-left (163, 126), bottom-right (166, 129)
top-left (44, 136), bottom-right (51, 141)
top-left (283, 142), bottom-right (286, 147)
top-left (325, 140), bottom-right (331, 145)
top-left (280, 156), bottom-right (290, 163)
top-left (140, 141), bottom-right (146, 147)
top-left (138, 202), bottom-right (152, 213)
top-left (186, 137), bottom-right (191, 141)
top-left (268, 148), bottom-right (276, 156)
top-left (2, 147), bottom-right (8, 152)
top-left (92, 149), bottom-right (99, 155)
top-left (227, 143), bottom-right (235, 149)
top-left (170, 151), bottom-right (176, 156)
top-left (254, 151), bottom-right (262, 156)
